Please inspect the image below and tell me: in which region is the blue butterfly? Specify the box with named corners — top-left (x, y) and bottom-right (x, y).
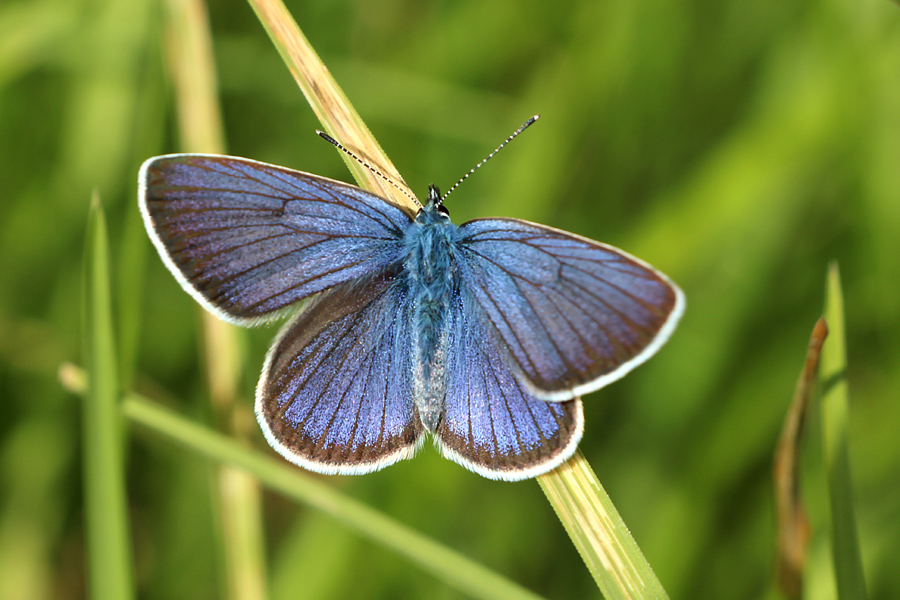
top-left (138, 122), bottom-right (684, 481)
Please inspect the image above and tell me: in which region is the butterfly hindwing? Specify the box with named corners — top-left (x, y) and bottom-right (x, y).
top-left (257, 273), bottom-right (424, 475)
top-left (457, 218), bottom-right (684, 400)
top-left (139, 154), bottom-right (412, 324)
top-left (435, 289), bottom-right (584, 481)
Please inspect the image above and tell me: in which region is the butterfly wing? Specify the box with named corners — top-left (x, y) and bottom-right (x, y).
top-left (456, 218), bottom-right (684, 400)
top-left (257, 273), bottom-right (424, 474)
top-left (435, 289), bottom-right (583, 481)
top-left (139, 154), bottom-right (412, 324)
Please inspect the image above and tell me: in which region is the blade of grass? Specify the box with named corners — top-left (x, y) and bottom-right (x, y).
top-left (163, 1), bottom-right (267, 598)
top-left (537, 451), bottom-right (669, 600)
top-left (82, 193), bottom-right (135, 600)
top-left (120, 394), bottom-right (546, 600)
top-left (820, 262), bottom-right (867, 600)
top-left (773, 317), bottom-right (828, 599)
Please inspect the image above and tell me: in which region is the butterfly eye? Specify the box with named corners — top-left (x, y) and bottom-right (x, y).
top-left (437, 204), bottom-right (450, 216)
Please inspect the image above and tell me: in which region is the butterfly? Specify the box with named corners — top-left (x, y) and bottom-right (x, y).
top-left (138, 119), bottom-right (684, 481)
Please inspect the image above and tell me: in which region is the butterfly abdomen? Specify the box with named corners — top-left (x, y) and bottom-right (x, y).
top-left (405, 208), bottom-right (461, 431)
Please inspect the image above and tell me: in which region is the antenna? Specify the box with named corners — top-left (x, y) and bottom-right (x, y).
top-left (441, 114), bottom-right (540, 202)
top-left (317, 130), bottom-right (418, 206)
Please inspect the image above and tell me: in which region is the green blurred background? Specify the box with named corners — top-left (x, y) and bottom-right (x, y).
top-left (1, 0), bottom-right (899, 598)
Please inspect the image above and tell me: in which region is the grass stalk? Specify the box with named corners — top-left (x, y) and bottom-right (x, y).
top-left (245, 0), bottom-right (417, 212)
top-left (82, 193), bottom-right (135, 600)
top-left (538, 451), bottom-right (669, 599)
top-left (773, 317), bottom-right (828, 599)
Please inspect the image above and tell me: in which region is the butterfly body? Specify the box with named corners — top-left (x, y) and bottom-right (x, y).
top-left (404, 188), bottom-right (460, 432)
top-left (139, 153), bottom-right (684, 480)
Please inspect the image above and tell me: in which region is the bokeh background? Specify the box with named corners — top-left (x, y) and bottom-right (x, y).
top-left (1, 0), bottom-right (899, 598)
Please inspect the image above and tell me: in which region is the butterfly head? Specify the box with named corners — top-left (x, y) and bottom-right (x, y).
top-left (418, 184), bottom-right (451, 223)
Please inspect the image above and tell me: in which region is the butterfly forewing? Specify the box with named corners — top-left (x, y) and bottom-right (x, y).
top-left (457, 218), bottom-right (684, 400)
top-left (257, 274), bottom-right (424, 475)
top-left (139, 154), bottom-right (412, 324)
top-left (435, 289), bottom-right (584, 480)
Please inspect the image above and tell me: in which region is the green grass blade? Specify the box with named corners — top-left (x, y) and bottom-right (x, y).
top-left (820, 262), bottom-right (867, 600)
top-left (122, 394), bottom-right (546, 600)
top-left (82, 193), bottom-right (135, 600)
top-left (538, 451), bottom-right (669, 600)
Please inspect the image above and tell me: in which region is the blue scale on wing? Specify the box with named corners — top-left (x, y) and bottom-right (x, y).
top-left (257, 273), bottom-right (423, 474)
top-left (141, 155), bottom-right (412, 322)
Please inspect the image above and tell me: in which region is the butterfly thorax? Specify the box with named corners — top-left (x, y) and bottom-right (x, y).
top-left (404, 188), bottom-right (459, 432)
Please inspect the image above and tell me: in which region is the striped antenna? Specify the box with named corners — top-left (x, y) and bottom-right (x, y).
top-left (317, 130), bottom-right (419, 206)
top-left (441, 115), bottom-right (540, 202)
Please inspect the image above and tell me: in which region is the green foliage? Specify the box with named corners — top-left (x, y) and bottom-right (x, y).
top-left (1, 0), bottom-right (898, 598)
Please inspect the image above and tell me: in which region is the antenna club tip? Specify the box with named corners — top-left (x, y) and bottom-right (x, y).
top-left (317, 130), bottom-right (340, 147)
top-left (521, 115), bottom-right (540, 130)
